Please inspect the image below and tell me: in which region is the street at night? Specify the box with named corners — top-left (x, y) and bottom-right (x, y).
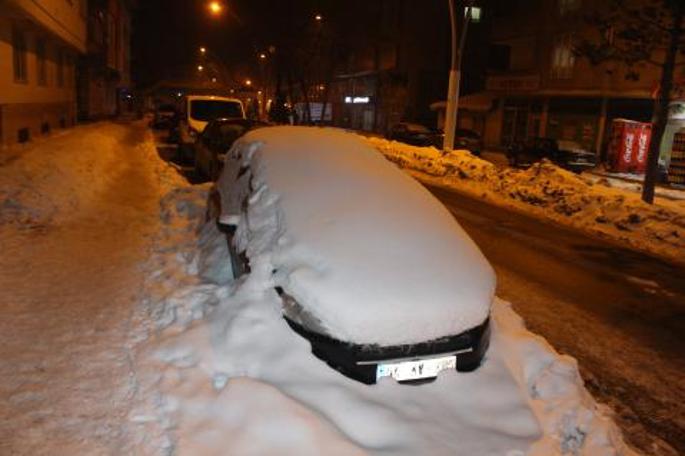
top-left (1, 0), bottom-right (685, 455)
top-left (428, 184), bottom-right (685, 455)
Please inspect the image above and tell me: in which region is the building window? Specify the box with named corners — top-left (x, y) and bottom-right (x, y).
top-left (550, 35), bottom-right (576, 79)
top-left (57, 50), bottom-right (65, 87)
top-left (36, 39), bottom-right (47, 86)
top-left (12, 27), bottom-right (28, 83)
top-left (558, 0), bottom-right (580, 16)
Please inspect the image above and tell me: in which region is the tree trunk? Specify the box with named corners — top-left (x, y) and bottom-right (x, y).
top-left (642, 4), bottom-right (683, 203)
top-left (300, 79), bottom-right (312, 125)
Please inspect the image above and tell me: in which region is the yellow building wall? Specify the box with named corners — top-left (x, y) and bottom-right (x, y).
top-left (0, 1), bottom-right (84, 146)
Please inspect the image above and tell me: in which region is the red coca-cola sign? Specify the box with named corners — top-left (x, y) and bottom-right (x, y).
top-left (608, 119), bottom-right (652, 174)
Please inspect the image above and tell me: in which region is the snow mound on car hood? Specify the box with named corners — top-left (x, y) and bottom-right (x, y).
top-left (221, 126), bottom-right (495, 346)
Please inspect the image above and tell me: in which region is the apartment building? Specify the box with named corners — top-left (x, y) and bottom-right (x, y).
top-left (328, 0), bottom-right (457, 134)
top-left (76, 0), bottom-right (133, 120)
top-left (0, 0), bottom-right (86, 146)
top-left (479, 0), bottom-right (684, 159)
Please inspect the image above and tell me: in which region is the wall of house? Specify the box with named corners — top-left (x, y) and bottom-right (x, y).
top-left (0, 11), bottom-right (81, 146)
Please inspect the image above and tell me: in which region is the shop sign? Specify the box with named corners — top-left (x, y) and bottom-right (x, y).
top-left (344, 96), bottom-right (371, 104)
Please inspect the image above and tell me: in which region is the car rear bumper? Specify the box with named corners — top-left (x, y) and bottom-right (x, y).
top-left (284, 316), bottom-right (491, 384)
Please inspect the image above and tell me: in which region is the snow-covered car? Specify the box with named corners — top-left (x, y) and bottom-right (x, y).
top-left (214, 126), bottom-right (495, 384)
top-left (177, 95), bottom-right (245, 161)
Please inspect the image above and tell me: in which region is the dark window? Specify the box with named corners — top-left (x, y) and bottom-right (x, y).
top-left (56, 50), bottom-right (65, 87)
top-left (12, 27), bottom-right (28, 82)
top-left (36, 39), bottom-right (47, 85)
top-left (190, 100), bottom-right (243, 121)
top-left (488, 44), bottom-right (511, 72)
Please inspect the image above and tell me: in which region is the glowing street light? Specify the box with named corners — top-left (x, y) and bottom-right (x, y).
top-left (207, 1), bottom-right (223, 16)
top-left (197, 65), bottom-right (204, 71)
top-left (314, 13), bottom-right (323, 21)
top-left (259, 53), bottom-right (267, 60)
top-left (200, 47), bottom-right (207, 54)
top-left (245, 79), bottom-right (252, 86)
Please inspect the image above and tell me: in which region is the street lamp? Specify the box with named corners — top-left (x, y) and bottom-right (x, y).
top-left (259, 52), bottom-right (267, 60)
top-left (200, 47), bottom-right (207, 54)
top-left (314, 13), bottom-right (323, 21)
top-left (443, 0), bottom-right (474, 152)
top-left (197, 65), bottom-right (204, 72)
top-left (207, 1), bottom-right (223, 16)
top-left (245, 79), bottom-right (252, 86)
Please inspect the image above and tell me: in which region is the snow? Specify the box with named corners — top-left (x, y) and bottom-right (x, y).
top-left (131, 185), bottom-right (636, 455)
top-left (0, 122), bottom-right (185, 454)
top-left (367, 137), bottom-right (685, 264)
top-left (0, 122), bottom-right (636, 455)
top-left (217, 126), bottom-right (495, 345)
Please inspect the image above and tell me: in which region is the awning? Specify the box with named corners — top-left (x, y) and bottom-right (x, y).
top-left (430, 92), bottom-right (495, 112)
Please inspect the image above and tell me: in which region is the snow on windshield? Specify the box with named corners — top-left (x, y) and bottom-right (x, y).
top-left (217, 126), bottom-right (495, 346)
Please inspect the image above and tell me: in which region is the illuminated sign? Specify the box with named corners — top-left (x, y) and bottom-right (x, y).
top-left (344, 96), bottom-right (371, 104)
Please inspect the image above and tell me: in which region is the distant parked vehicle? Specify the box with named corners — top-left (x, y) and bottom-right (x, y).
top-left (151, 103), bottom-right (178, 130)
top-left (194, 118), bottom-right (268, 180)
top-left (507, 138), bottom-right (596, 172)
top-left (388, 123), bottom-right (482, 156)
top-left (177, 95), bottom-right (245, 162)
top-left (452, 128), bottom-right (483, 157)
top-left (388, 122), bottom-right (441, 147)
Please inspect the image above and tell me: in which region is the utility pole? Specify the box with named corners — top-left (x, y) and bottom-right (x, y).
top-left (443, 0), bottom-right (473, 152)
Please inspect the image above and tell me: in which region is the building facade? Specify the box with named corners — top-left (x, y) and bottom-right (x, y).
top-left (0, 0), bottom-right (86, 146)
top-left (478, 0), bottom-right (684, 161)
top-left (76, 0), bottom-right (133, 120)
top-left (328, 0), bottom-right (455, 135)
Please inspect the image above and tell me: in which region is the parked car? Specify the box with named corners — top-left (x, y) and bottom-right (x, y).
top-left (151, 103), bottom-right (178, 130)
top-left (194, 118), bottom-right (267, 181)
top-left (453, 128), bottom-right (483, 157)
top-left (177, 95), bottom-right (245, 161)
top-left (388, 122), bottom-right (441, 147)
top-left (212, 126), bottom-right (495, 384)
top-left (506, 137), bottom-right (596, 172)
top-left (388, 123), bottom-right (482, 156)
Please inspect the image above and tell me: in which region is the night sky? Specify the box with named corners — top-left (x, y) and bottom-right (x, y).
top-left (132, 0), bottom-right (334, 87)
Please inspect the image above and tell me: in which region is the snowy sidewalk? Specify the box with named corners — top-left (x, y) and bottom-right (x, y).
top-left (584, 169), bottom-right (685, 201)
top-left (0, 123), bottom-right (183, 454)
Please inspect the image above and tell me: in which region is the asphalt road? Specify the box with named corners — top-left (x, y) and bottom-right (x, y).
top-left (426, 184), bottom-right (685, 456)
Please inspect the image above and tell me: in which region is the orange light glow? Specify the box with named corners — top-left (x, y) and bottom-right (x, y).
top-left (208, 1), bottom-right (223, 16)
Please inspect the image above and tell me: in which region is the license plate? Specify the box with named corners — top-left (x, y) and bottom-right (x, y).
top-left (376, 355), bottom-right (456, 382)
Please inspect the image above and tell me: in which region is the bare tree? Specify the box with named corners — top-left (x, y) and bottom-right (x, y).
top-left (576, 0), bottom-right (684, 203)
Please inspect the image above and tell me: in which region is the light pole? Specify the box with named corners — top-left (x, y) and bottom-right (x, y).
top-left (443, 0), bottom-right (474, 152)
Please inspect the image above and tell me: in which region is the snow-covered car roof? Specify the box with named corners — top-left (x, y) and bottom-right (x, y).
top-left (185, 94), bottom-right (243, 103)
top-left (219, 126), bottom-right (495, 346)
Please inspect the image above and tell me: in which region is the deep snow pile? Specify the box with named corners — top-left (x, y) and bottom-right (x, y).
top-left (1, 124), bottom-right (135, 227)
top-left (367, 137), bottom-right (685, 264)
top-left (131, 184), bottom-right (636, 456)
